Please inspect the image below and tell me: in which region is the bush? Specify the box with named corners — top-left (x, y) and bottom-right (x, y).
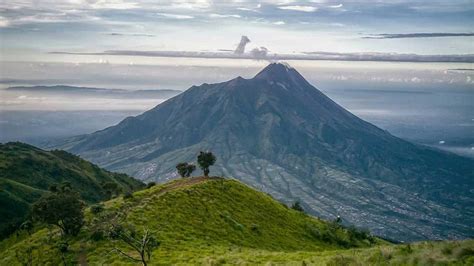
top-left (291, 201), bottom-right (304, 212)
top-left (123, 192), bottom-right (133, 199)
top-left (90, 229), bottom-right (105, 241)
top-left (250, 224), bottom-right (260, 234)
top-left (146, 182), bottom-right (156, 189)
top-left (441, 246), bottom-right (453, 255)
top-left (399, 244), bottom-right (413, 254)
top-left (57, 241), bottom-right (69, 253)
top-left (176, 163), bottom-right (196, 178)
top-left (91, 204), bottom-right (104, 214)
top-left (347, 225), bottom-right (373, 243)
top-left (456, 247), bottom-right (474, 260)
top-left (31, 186), bottom-right (85, 236)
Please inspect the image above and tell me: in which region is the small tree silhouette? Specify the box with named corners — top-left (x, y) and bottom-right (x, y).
top-left (185, 164), bottom-right (196, 177)
top-left (176, 163), bottom-right (196, 178)
top-left (197, 151), bottom-right (216, 177)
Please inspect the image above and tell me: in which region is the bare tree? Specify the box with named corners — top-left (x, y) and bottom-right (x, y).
top-left (108, 225), bottom-right (159, 266)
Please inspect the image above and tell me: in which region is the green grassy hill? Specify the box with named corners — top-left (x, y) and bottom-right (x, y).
top-left (0, 142), bottom-right (144, 238)
top-left (1, 176), bottom-right (472, 265)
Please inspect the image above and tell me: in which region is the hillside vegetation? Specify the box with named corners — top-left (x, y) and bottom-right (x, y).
top-left (0, 177), bottom-right (377, 265)
top-left (1, 176), bottom-right (472, 265)
top-left (0, 142), bottom-right (144, 238)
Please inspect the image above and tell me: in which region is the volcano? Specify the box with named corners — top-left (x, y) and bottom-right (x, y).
top-left (57, 63), bottom-right (474, 241)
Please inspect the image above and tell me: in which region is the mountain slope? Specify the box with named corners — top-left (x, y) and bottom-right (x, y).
top-left (0, 142), bottom-right (144, 238)
top-left (0, 177), bottom-right (380, 265)
top-left (1, 177), bottom-right (473, 265)
top-left (54, 63), bottom-right (474, 241)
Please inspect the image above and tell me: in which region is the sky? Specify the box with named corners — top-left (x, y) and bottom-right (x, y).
top-left (0, 0), bottom-right (473, 63)
top-left (0, 0), bottom-right (473, 97)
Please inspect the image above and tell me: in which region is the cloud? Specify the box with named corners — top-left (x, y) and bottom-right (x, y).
top-left (50, 49), bottom-right (474, 63)
top-left (250, 47), bottom-right (269, 59)
top-left (236, 7), bottom-right (260, 12)
top-left (328, 4), bottom-right (343, 8)
top-left (209, 14), bottom-right (241, 18)
top-left (364, 33), bottom-right (474, 39)
top-left (89, 0), bottom-right (139, 10)
top-left (106, 33), bottom-right (155, 37)
top-left (156, 12), bottom-right (194, 19)
top-left (0, 8), bottom-right (101, 27)
top-left (273, 21), bottom-right (286, 25)
top-left (277, 5), bottom-right (318, 12)
top-left (0, 16), bottom-right (9, 27)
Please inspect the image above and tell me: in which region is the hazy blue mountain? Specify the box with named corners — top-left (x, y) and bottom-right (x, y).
top-left (53, 63), bottom-right (474, 241)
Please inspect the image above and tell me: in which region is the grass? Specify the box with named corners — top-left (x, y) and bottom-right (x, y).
top-left (0, 176), bottom-right (472, 265)
top-left (0, 142), bottom-right (144, 238)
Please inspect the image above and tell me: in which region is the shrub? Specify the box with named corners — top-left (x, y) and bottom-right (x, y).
top-left (176, 163), bottom-right (196, 178)
top-left (31, 185), bottom-right (85, 236)
top-left (291, 201), bottom-right (304, 212)
top-left (250, 224), bottom-right (260, 234)
top-left (123, 192), bottom-right (133, 200)
top-left (146, 182), bottom-right (156, 188)
top-left (399, 244), bottom-right (413, 254)
top-left (101, 182), bottom-right (122, 199)
top-left (91, 204), bottom-right (104, 214)
top-left (90, 229), bottom-right (105, 241)
top-left (347, 225), bottom-right (373, 243)
top-left (456, 247), bottom-right (474, 260)
top-left (19, 220), bottom-right (34, 235)
top-left (441, 246), bottom-right (453, 255)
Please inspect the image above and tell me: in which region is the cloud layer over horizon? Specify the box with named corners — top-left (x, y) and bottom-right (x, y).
top-left (1, 0), bottom-right (473, 64)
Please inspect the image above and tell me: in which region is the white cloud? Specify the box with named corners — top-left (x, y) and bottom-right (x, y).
top-left (90, 0), bottom-right (139, 10)
top-left (278, 5), bottom-right (318, 12)
top-left (156, 12), bottom-right (194, 19)
top-left (0, 16), bottom-right (9, 27)
top-left (209, 13), bottom-right (241, 18)
top-left (236, 7), bottom-right (259, 12)
top-left (2, 11), bottom-right (102, 27)
top-left (273, 21), bottom-right (286, 25)
top-left (165, 1), bottom-right (211, 10)
top-left (328, 4), bottom-right (343, 8)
